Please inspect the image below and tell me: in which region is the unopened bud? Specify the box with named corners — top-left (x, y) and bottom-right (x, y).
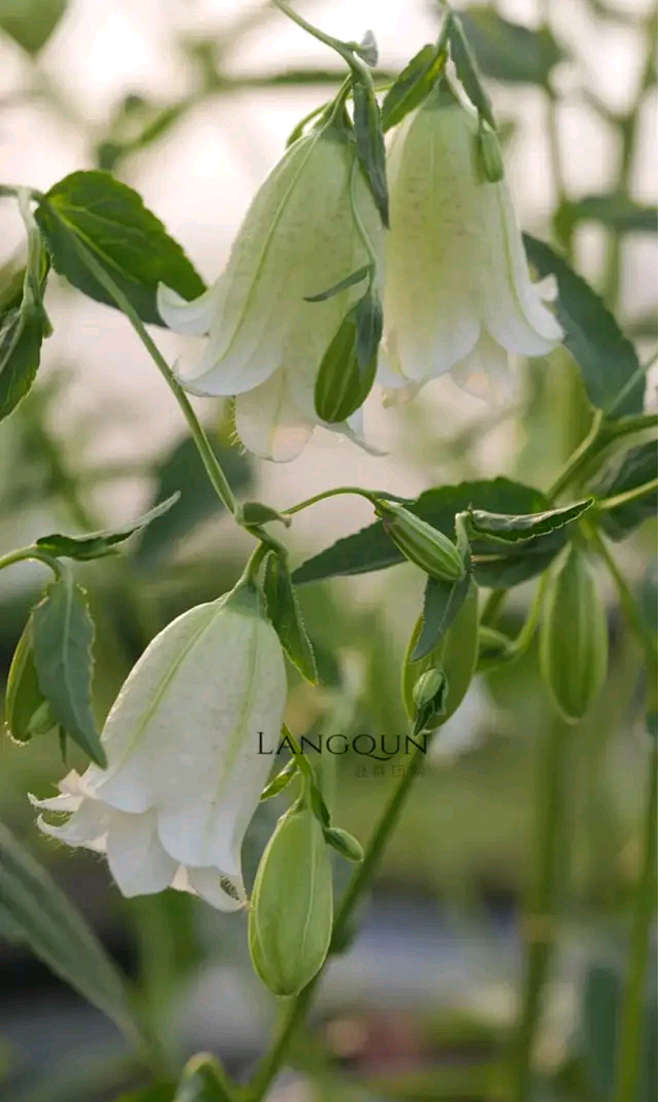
top-left (376, 501), bottom-right (466, 583)
top-left (249, 805), bottom-right (333, 997)
top-left (539, 547), bottom-right (608, 723)
top-left (476, 125), bottom-right (505, 184)
top-left (324, 826), bottom-right (364, 863)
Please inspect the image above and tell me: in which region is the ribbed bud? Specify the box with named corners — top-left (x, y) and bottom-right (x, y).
top-left (249, 805), bottom-right (333, 997)
top-left (376, 501), bottom-right (466, 582)
top-left (540, 547), bottom-right (608, 723)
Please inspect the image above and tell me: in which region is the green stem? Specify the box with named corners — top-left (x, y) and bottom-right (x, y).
top-left (59, 229), bottom-right (238, 518)
top-left (612, 738), bottom-right (657, 1102)
top-left (597, 477), bottom-right (658, 515)
top-left (591, 531), bottom-right (657, 677)
top-left (547, 410), bottom-right (605, 500)
top-left (0, 545), bottom-right (63, 577)
top-left (511, 719), bottom-right (569, 1102)
top-left (246, 750), bottom-right (427, 1102)
top-left (284, 484), bottom-right (381, 516)
top-left (271, 0), bottom-right (371, 85)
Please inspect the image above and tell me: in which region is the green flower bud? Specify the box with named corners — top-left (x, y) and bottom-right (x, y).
top-left (249, 805), bottom-right (333, 997)
top-left (323, 826), bottom-right (364, 863)
top-left (376, 501), bottom-right (466, 583)
top-left (403, 579), bottom-right (479, 728)
top-left (476, 124), bottom-right (505, 184)
top-left (540, 547), bottom-right (608, 723)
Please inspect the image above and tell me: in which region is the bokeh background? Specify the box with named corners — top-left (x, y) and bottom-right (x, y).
top-left (0, 1), bottom-right (656, 1099)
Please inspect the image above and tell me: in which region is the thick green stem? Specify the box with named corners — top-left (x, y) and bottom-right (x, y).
top-left (612, 739), bottom-right (657, 1102)
top-left (0, 545), bottom-right (63, 577)
top-left (246, 751), bottom-right (426, 1101)
top-left (511, 720), bottom-right (569, 1102)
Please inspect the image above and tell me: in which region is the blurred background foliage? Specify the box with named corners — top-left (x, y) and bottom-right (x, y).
top-left (0, 0), bottom-right (656, 1100)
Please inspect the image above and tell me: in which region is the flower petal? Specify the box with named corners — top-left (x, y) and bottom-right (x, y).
top-left (481, 183), bottom-right (563, 355)
top-left (156, 282), bottom-right (222, 337)
top-left (37, 799), bottom-right (111, 853)
top-left (186, 867), bottom-right (246, 913)
top-left (234, 370), bottom-right (314, 461)
top-left (451, 328), bottom-right (514, 402)
top-left (106, 810), bottom-right (178, 897)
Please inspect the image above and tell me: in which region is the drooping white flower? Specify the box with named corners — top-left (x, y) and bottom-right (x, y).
top-left (379, 87), bottom-right (562, 394)
top-left (32, 585), bottom-right (287, 911)
top-left (157, 124), bottom-right (382, 462)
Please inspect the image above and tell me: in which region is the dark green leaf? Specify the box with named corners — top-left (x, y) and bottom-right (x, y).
top-left (352, 79), bottom-right (389, 226)
top-left (381, 43), bottom-right (446, 131)
top-left (447, 13), bottom-right (496, 130)
top-left (523, 234), bottom-right (644, 418)
top-left (412, 572), bottom-right (471, 661)
top-left (593, 442), bottom-right (658, 539)
top-left (460, 6), bottom-right (565, 87)
top-left (558, 194), bottom-right (657, 236)
top-left (468, 498), bottom-right (593, 543)
top-left (134, 433), bottom-right (252, 566)
top-left (32, 573), bottom-right (105, 766)
top-left (0, 0), bottom-right (67, 55)
top-left (0, 820), bottom-right (137, 1037)
top-left (36, 493), bottom-right (180, 560)
top-left (293, 478), bottom-right (566, 589)
top-left (35, 171), bottom-right (205, 325)
top-left (304, 263), bottom-right (371, 302)
top-left (4, 619), bottom-right (58, 742)
top-left (0, 303), bottom-right (47, 423)
top-left (264, 553), bottom-right (317, 683)
top-left (355, 291), bottom-right (383, 372)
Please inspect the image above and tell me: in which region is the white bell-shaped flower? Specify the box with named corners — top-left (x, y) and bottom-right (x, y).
top-left (379, 87), bottom-right (562, 393)
top-left (32, 585), bottom-right (287, 911)
top-left (157, 124), bottom-right (382, 461)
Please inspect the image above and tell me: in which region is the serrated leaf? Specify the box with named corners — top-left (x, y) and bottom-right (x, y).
top-left (0, 819), bottom-right (138, 1038)
top-left (4, 619), bottom-right (58, 743)
top-left (0, 304), bottom-right (47, 423)
top-left (412, 571), bottom-right (471, 661)
top-left (352, 79), bottom-right (389, 226)
top-left (381, 43), bottom-right (446, 131)
top-left (523, 234), bottom-right (645, 418)
top-left (36, 492), bottom-right (180, 560)
top-left (447, 13), bottom-right (496, 130)
top-left (134, 433), bottom-right (252, 566)
top-left (264, 553), bottom-right (317, 683)
top-left (460, 6), bottom-right (565, 87)
top-left (35, 171), bottom-right (205, 325)
top-left (293, 478), bottom-right (568, 589)
top-left (593, 442), bottom-right (658, 539)
top-left (468, 498), bottom-right (593, 543)
top-left (0, 0), bottom-right (67, 55)
top-left (32, 573), bottom-right (105, 766)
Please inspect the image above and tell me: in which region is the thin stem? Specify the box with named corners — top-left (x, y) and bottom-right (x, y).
top-left (480, 588), bottom-right (507, 628)
top-left (511, 719), bottom-right (569, 1102)
top-left (284, 484), bottom-right (380, 516)
top-left (0, 545), bottom-right (63, 577)
top-left (547, 410), bottom-right (605, 500)
top-left (597, 477), bottom-right (658, 515)
top-left (271, 0), bottom-right (370, 85)
top-left (61, 230), bottom-right (238, 518)
top-left (246, 751), bottom-right (427, 1101)
top-left (591, 530), bottom-right (657, 676)
top-left (612, 738), bottom-right (657, 1102)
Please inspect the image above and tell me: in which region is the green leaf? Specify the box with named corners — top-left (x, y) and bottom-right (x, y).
top-left (4, 619), bottom-right (59, 743)
top-left (582, 963), bottom-right (657, 1102)
top-left (468, 498), bottom-right (593, 543)
top-left (293, 478), bottom-right (569, 589)
top-left (304, 263), bottom-right (371, 302)
top-left (264, 553), bottom-right (317, 684)
top-left (460, 6), bottom-right (565, 87)
top-left (447, 13), bottom-right (496, 130)
top-left (0, 303), bottom-right (47, 423)
top-left (523, 234), bottom-right (644, 418)
top-left (260, 759), bottom-right (298, 801)
top-left (558, 194), bottom-right (657, 236)
top-left (134, 433), bottom-right (252, 566)
top-left (381, 43), bottom-right (446, 131)
top-left (412, 571), bottom-right (471, 661)
top-left (0, 0), bottom-right (67, 55)
top-left (0, 819), bottom-right (138, 1037)
top-left (355, 290), bottom-right (383, 375)
top-left (352, 79), bottom-right (389, 226)
top-left (32, 572), bottom-right (105, 766)
top-left (36, 493), bottom-right (180, 560)
top-left (593, 442), bottom-right (658, 539)
top-left (35, 171), bottom-right (205, 325)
